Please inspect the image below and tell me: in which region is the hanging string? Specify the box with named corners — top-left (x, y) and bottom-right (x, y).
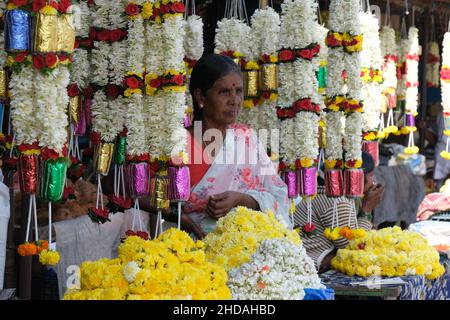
top-left (307, 198), bottom-right (313, 227)
top-left (95, 174), bottom-right (104, 209)
top-left (401, 16), bottom-right (407, 39)
top-left (317, 0), bottom-right (323, 25)
top-left (9, 133), bottom-right (15, 158)
top-left (33, 195), bottom-right (39, 242)
top-left (352, 200), bottom-right (359, 229)
top-left (331, 199), bottom-right (339, 229)
top-left (404, 0), bottom-right (409, 15)
top-left (132, 199), bottom-right (136, 230)
top-left (48, 201), bottom-right (52, 246)
top-left (384, 0), bottom-right (391, 27)
top-left (412, 5), bottom-right (415, 27)
top-left (136, 199), bottom-right (143, 231)
top-left (177, 202), bottom-right (182, 230)
top-left (25, 197), bottom-right (33, 242)
top-left (120, 166), bottom-right (126, 200)
top-left (446, 136), bottom-right (449, 153)
top-left (114, 164), bottom-right (118, 196)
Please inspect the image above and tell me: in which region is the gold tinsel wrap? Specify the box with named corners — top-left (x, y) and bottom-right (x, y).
top-left (319, 121), bottom-right (327, 149)
top-left (0, 69), bottom-right (7, 98)
top-left (150, 174), bottom-right (170, 210)
top-left (33, 13), bottom-right (58, 53)
top-left (57, 15), bottom-right (75, 53)
top-left (69, 95), bottom-right (80, 124)
top-left (259, 64), bottom-right (278, 92)
top-left (244, 70), bottom-right (259, 98)
top-left (94, 143), bottom-right (114, 175)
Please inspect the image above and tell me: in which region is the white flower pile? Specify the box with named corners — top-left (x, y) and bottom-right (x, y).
top-left (359, 11), bottom-right (382, 133)
top-left (426, 41), bottom-right (440, 88)
top-left (405, 27), bottom-right (420, 116)
top-left (184, 15), bottom-right (204, 62)
top-left (214, 17), bottom-right (251, 57)
top-left (91, 0), bottom-right (127, 143)
top-left (227, 238), bottom-right (324, 300)
top-left (250, 6), bottom-right (280, 134)
top-left (441, 32), bottom-right (450, 114)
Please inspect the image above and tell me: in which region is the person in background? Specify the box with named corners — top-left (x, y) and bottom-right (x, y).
top-left (293, 152), bottom-right (384, 273)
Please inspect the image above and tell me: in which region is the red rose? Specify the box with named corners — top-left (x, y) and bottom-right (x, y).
top-left (41, 147), bottom-right (59, 161)
top-left (87, 0), bottom-right (95, 7)
top-left (311, 44), bottom-right (320, 55)
top-left (125, 3), bottom-right (140, 16)
top-left (286, 109), bottom-right (296, 118)
top-left (149, 78), bottom-right (161, 88)
top-left (109, 194), bottom-right (133, 210)
top-left (171, 75), bottom-right (184, 86)
top-left (63, 186), bottom-right (75, 200)
top-left (298, 49), bottom-right (313, 60)
top-left (14, 52), bottom-right (27, 63)
top-left (32, 0), bottom-right (46, 12)
top-left (303, 223), bottom-right (316, 233)
top-left (58, 0), bottom-right (72, 13)
top-left (89, 28), bottom-right (96, 40)
top-left (67, 83), bottom-right (80, 97)
top-left (32, 55), bottom-right (44, 70)
top-left (70, 155), bottom-right (79, 165)
top-left (49, 0), bottom-right (59, 9)
top-left (80, 38), bottom-right (93, 48)
top-left (312, 103), bottom-right (320, 113)
top-left (83, 85), bottom-right (94, 98)
top-left (12, 0), bottom-right (29, 6)
top-left (106, 84), bottom-right (121, 99)
top-left (125, 230), bottom-right (137, 237)
top-left (279, 49), bottom-right (294, 62)
top-left (109, 29), bottom-right (123, 42)
top-left (326, 33), bottom-right (341, 47)
top-left (161, 78), bottom-right (170, 85)
top-left (298, 98), bottom-right (312, 111)
top-left (358, 243), bottom-right (366, 250)
top-left (96, 29), bottom-right (110, 42)
top-left (172, 2), bottom-right (185, 13)
top-left (160, 4), bottom-right (170, 14)
top-left (261, 54), bottom-right (271, 63)
top-left (91, 208), bottom-right (109, 219)
top-left (261, 91), bottom-right (271, 99)
top-left (136, 231), bottom-right (149, 240)
top-left (149, 161), bottom-right (159, 176)
top-left (45, 53), bottom-right (58, 67)
top-left (126, 77), bottom-right (140, 89)
top-left (120, 127), bottom-right (128, 137)
top-left (74, 39), bottom-right (79, 49)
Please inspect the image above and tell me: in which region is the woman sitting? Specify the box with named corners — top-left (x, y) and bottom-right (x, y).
top-left (179, 54), bottom-right (291, 238)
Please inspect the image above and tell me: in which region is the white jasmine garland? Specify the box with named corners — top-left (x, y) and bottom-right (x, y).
top-left (344, 112), bottom-right (362, 161)
top-left (127, 14), bottom-right (145, 73)
top-left (90, 0), bottom-right (110, 29)
top-left (214, 18), bottom-right (251, 56)
top-left (251, 7), bottom-right (280, 58)
top-left (71, 49), bottom-right (90, 89)
top-left (108, 0), bottom-right (127, 29)
top-left (91, 41), bottom-right (110, 86)
top-left (280, 119), bottom-right (296, 164)
top-left (110, 41), bottom-right (128, 86)
top-left (162, 91), bottom-right (187, 158)
top-left (227, 238), bottom-right (324, 300)
top-left (327, 49), bottom-right (345, 97)
top-left (184, 15), bottom-right (204, 61)
top-left (92, 91), bottom-right (123, 143)
top-left (405, 27), bottom-right (420, 114)
top-left (293, 59), bottom-right (321, 105)
top-left (126, 94), bottom-right (148, 156)
top-left (145, 22), bottom-right (164, 75)
top-left (145, 95), bottom-right (166, 159)
top-left (72, 1), bottom-right (90, 38)
top-left (344, 49), bottom-right (363, 102)
top-left (295, 112), bottom-right (320, 161)
top-left (0, 5), bottom-right (6, 68)
top-left (9, 66), bottom-right (39, 145)
top-left (380, 26), bottom-right (398, 92)
top-left (162, 15), bottom-right (186, 72)
top-left (277, 63), bottom-right (295, 108)
top-left (325, 111), bottom-right (344, 162)
top-left (441, 33), bottom-right (450, 114)
top-left (396, 38), bottom-right (409, 100)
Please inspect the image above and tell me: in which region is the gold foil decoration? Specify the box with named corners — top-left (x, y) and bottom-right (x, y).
top-left (0, 69), bottom-right (7, 98)
top-left (244, 70), bottom-right (259, 98)
top-left (33, 12), bottom-right (58, 53)
top-left (57, 15), bottom-right (75, 53)
top-left (260, 64), bottom-right (278, 92)
top-left (95, 143), bottom-right (114, 175)
top-left (69, 95), bottom-right (81, 124)
top-left (319, 122), bottom-right (327, 149)
top-left (150, 174), bottom-right (170, 210)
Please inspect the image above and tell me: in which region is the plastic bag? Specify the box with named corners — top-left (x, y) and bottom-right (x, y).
top-left (303, 287), bottom-right (335, 300)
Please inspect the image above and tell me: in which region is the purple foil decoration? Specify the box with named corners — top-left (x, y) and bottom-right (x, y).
top-left (283, 171), bottom-right (298, 198)
top-left (343, 169), bottom-right (364, 198)
top-left (85, 98), bottom-right (92, 127)
top-left (124, 162), bottom-right (150, 198)
top-left (183, 113), bottom-right (191, 128)
top-left (325, 169), bottom-right (344, 197)
top-left (406, 113), bottom-right (415, 127)
top-left (73, 108), bottom-right (86, 135)
top-left (297, 167), bottom-right (317, 197)
top-left (168, 166), bottom-right (190, 201)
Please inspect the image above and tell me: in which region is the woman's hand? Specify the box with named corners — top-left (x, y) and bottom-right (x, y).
top-left (206, 191), bottom-right (259, 220)
top-left (180, 213), bottom-right (207, 239)
top-left (362, 184), bottom-right (385, 213)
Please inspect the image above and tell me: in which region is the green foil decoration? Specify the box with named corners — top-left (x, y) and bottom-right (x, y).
top-left (317, 66), bottom-right (327, 90)
top-left (115, 136), bottom-right (127, 165)
top-left (40, 158), bottom-right (68, 202)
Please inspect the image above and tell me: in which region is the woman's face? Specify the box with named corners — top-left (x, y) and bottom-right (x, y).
top-left (197, 72), bottom-right (243, 127)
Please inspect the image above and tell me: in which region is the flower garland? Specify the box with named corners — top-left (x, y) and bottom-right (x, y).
top-left (0, 4), bottom-right (6, 69)
top-left (64, 229), bottom-right (231, 300)
top-left (227, 239), bottom-right (324, 300)
top-left (184, 14), bottom-right (203, 74)
top-left (440, 32), bottom-right (450, 160)
top-left (403, 27), bottom-right (420, 155)
top-left (214, 17), bottom-right (249, 60)
top-left (379, 25), bottom-right (398, 135)
top-left (426, 41), bottom-right (440, 88)
top-left (359, 11), bottom-right (382, 139)
top-left (203, 206), bottom-right (300, 272)
top-left (249, 6), bottom-right (279, 135)
top-left (331, 226), bottom-right (445, 280)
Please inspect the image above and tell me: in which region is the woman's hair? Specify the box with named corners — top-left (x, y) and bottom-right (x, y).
top-left (189, 54), bottom-right (242, 122)
top-left (362, 151), bottom-right (375, 174)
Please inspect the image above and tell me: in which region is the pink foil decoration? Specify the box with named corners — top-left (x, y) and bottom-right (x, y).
top-left (283, 171), bottom-right (298, 198)
top-left (325, 169), bottom-right (344, 197)
top-left (297, 167), bottom-right (317, 197)
top-left (183, 113), bottom-right (191, 128)
top-left (85, 98), bottom-right (92, 127)
top-left (344, 169), bottom-right (364, 198)
top-left (124, 162), bottom-right (150, 198)
top-left (168, 166), bottom-right (190, 201)
top-left (362, 141), bottom-right (379, 167)
top-left (73, 108), bottom-right (86, 135)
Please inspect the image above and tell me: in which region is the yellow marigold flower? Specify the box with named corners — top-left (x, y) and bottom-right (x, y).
top-left (444, 130), bottom-right (450, 137)
top-left (364, 132), bottom-right (377, 141)
top-left (41, 5), bottom-right (58, 15)
top-left (440, 151), bottom-right (450, 160)
top-left (6, 55), bottom-right (15, 66)
top-left (269, 55), bottom-right (278, 63)
top-left (300, 158), bottom-right (313, 168)
top-left (141, 2), bottom-right (153, 19)
top-left (39, 250), bottom-right (60, 266)
top-left (245, 61), bottom-right (259, 70)
top-left (269, 93), bottom-right (278, 101)
top-left (243, 99), bottom-right (254, 108)
top-left (404, 146), bottom-right (419, 155)
top-left (324, 159), bottom-right (337, 169)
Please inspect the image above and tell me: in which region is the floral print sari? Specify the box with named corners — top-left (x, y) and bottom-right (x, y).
top-left (184, 124), bottom-right (291, 234)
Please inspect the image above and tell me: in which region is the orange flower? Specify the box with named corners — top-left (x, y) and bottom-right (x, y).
top-left (339, 226), bottom-right (354, 240)
top-left (257, 281), bottom-right (266, 289)
top-left (17, 243), bottom-right (38, 256)
top-left (36, 240), bottom-right (49, 254)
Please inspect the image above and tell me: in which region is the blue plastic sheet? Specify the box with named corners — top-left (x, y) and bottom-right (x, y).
top-left (304, 287), bottom-right (335, 300)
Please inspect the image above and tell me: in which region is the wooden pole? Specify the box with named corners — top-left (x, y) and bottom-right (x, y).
top-left (3, 169), bottom-right (16, 289)
top-left (419, 8), bottom-right (430, 153)
top-left (17, 194), bottom-right (32, 299)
